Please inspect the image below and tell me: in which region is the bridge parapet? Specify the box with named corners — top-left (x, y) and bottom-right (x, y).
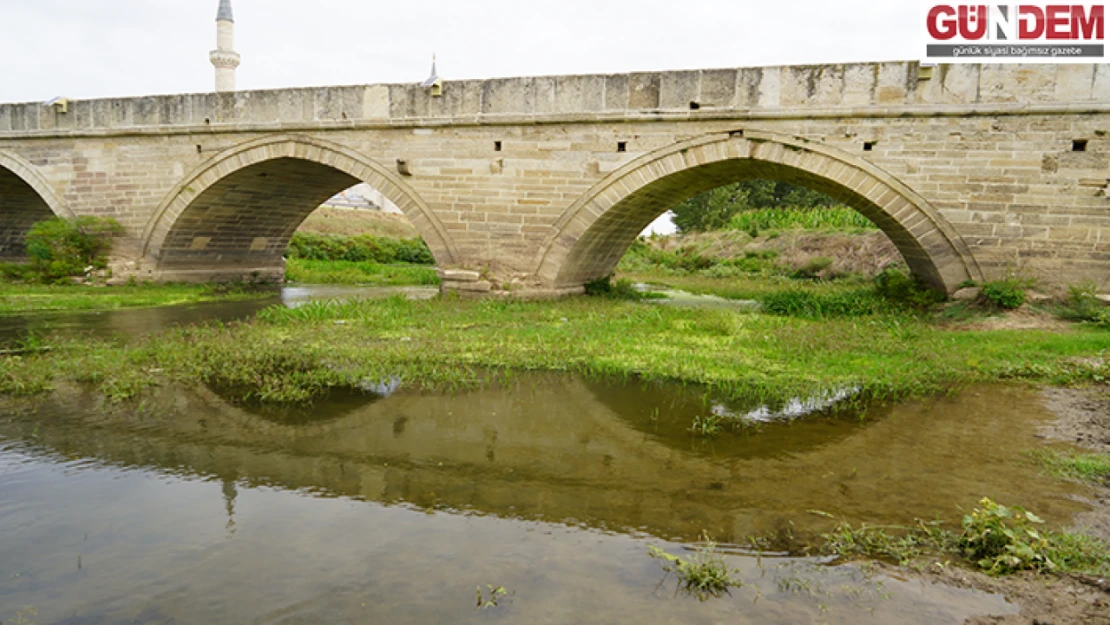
top-left (3, 62), bottom-right (1109, 136)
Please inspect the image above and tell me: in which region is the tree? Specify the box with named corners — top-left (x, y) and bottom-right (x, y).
top-left (669, 180), bottom-right (836, 233)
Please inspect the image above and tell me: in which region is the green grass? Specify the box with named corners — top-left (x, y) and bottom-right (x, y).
top-left (1033, 450), bottom-right (1110, 484)
top-left (285, 259), bottom-right (440, 286)
top-left (3, 292), bottom-right (1109, 405)
top-left (0, 283), bottom-right (272, 315)
top-left (728, 206), bottom-right (878, 233)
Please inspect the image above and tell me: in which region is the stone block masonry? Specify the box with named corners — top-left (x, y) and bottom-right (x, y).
top-left (1, 61), bottom-right (1109, 295)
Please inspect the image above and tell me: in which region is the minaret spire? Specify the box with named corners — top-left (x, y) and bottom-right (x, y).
top-left (210, 0), bottom-right (240, 92)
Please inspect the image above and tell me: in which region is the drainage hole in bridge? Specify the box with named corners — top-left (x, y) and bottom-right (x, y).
top-left (1073, 139), bottom-right (1089, 152)
top-left (617, 142), bottom-right (628, 153)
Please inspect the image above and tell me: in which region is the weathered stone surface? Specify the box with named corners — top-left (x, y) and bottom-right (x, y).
top-left (952, 287), bottom-right (982, 302)
top-left (0, 61), bottom-right (1109, 296)
top-left (437, 269), bottom-right (481, 283)
top-left (443, 280), bottom-right (492, 293)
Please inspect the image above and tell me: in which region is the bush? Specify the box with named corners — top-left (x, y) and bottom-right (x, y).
top-left (982, 278), bottom-right (1030, 310)
top-left (874, 268), bottom-right (946, 309)
top-left (286, 232), bottom-right (434, 265)
top-left (584, 276), bottom-right (651, 300)
top-left (22, 217), bottom-right (124, 283)
top-left (1059, 281), bottom-right (1110, 327)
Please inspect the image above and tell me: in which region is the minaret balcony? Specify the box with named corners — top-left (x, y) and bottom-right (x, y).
top-left (209, 50), bottom-right (241, 69)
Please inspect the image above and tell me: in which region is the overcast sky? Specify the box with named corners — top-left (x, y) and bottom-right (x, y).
top-left (0, 0), bottom-right (922, 103)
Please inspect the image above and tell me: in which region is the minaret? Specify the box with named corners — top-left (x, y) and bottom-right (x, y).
top-left (209, 0), bottom-right (240, 92)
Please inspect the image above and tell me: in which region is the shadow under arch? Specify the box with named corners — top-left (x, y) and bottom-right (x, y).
top-left (0, 150), bottom-right (72, 260)
top-left (140, 135), bottom-right (458, 281)
top-left (534, 131), bottom-right (983, 294)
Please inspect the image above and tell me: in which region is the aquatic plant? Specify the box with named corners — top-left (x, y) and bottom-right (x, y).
top-left (689, 415), bottom-right (724, 438)
top-left (475, 585), bottom-right (511, 609)
top-left (648, 534), bottom-right (742, 599)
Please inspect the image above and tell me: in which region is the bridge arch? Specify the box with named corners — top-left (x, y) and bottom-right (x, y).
top-left (141, 135), bottom-right (457, 281)
top-left (0, 151), bottom-right (71, 261)
top-left (534, 131), bottom-right (982, 294)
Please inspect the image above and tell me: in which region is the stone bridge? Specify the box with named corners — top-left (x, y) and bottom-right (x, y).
top-left (1, 61), bottom-right (1109, 295)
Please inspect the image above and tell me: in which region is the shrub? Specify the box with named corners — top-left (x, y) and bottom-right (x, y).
top-left (874, 267), bottom-right (946, 309)
top-left (959, 498), bottom-right (1055, 574)
top-left (22, 217), bottom-right (124, 283)
top-left (982, 278), bottom-right (1030, 310)
top-left (1059, 281), bottom-right (1110, 327)
top-left (584, 276), bottom-right (649, 300)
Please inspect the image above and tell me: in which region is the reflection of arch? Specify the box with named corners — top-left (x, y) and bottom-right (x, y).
top-left (535, 131), bottom-right (982, 293)
top-left (0, 151), bottom-right (71, 260)
top-left (141, 135), bottom-right (457, 275)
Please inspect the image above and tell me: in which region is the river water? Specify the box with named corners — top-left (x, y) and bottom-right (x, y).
top-left (0, 289), bottom-right (1096, 624)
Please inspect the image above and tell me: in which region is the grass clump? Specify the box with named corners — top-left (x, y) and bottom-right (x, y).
top-left (648, 534), bottom-right (742, 599)
top-left (1033, 450), bottom-right (1110, 484)
top-left (822, 521), bottom-right (956, 566)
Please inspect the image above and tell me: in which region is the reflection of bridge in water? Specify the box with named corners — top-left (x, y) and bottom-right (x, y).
top-left (0, 375), bottom-right (1086, 542)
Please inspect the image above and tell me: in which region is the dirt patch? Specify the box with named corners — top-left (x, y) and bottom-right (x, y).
top-left (907, 564), bottom-right (1110, 625)
top-left (298, 207), bottom-right (420, 239)
top-left (1041, 387), bottom-right (1110, 452)
top-left (942, 308), bottom-right (1072, 333)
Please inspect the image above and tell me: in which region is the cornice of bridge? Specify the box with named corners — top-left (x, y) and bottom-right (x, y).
top-left (1, 100), bottom-right (1109, 141)
top-left (2, 62), bottom-right (1108, 140)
